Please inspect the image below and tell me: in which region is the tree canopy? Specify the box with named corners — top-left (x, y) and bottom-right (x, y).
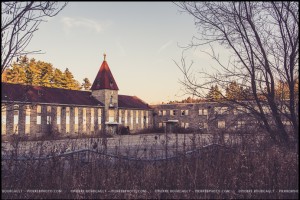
top-left (2, 56), bottom-right (91, 91)
top-left (206, 85), bottom-right (223, 102)
top-left (82, 78), bottom-right (92, 90)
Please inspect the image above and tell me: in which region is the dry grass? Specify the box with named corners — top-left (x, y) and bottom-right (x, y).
top-left (1, 133), bottom-right (299, 199)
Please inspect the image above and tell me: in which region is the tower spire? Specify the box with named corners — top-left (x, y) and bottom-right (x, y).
top-left (91, 55), bottom-right (119, 90)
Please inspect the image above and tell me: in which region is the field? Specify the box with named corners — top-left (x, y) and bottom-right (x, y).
top-left (2, 132), bottom-right (299, 199)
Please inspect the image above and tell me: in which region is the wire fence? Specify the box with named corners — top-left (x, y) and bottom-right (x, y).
top-left (2, 143), bottom-right (234, 162)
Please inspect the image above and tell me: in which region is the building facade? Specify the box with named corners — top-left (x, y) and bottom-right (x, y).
top-left (151, 102), bottom-right (292, 133)
top-left (1, 55), bottom-right (153, 138)
top-left (1, 55), bottom-right (293, 138)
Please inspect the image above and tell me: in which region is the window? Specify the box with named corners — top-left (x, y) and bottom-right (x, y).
top-left (37, 116), bottom-right (41, 125)
top-left (47, 116), bottom-right (51, 124)
top-left (234, 107), bottom-right (245, 115)
top-left (171, 110), bottom-right (176, 116)
top-left (2, 105), bottom-right (6, 135)
top-left (136, 111), bottom-right (139, 124)
top-left (2, 106), bottom-right (6, 125)
top-left (36, 105), bottom-right (41, 126)
top-left (159, 122), bottom-right (163, 128)
top-left (108, 117), bottom-right (114, 122)
top-left (98, 108), bottom-right (102, 124)
top-left (25, 107), bottom-right (30, 125)
top-left (91, 108), bottom-right (94, 124)
top-left (57, 107), bottom-right (61, 125)
top-left (124, 111), bottom-right (128, 125)
top-left (2, 116), bottom-right (6, 124)
top-left (158, 110), bottom-right (162, 116)
top-left (237, 121), bottom-right (245, 128)
top-left (47, 106), bottom-right (51, 113)
top-left (2, 107), bottom-right (6, 133)
top-left (109, 109), bottom-right (114, 122)
top-left (13, 105), bottom-right (19, 122)
top-left (130, 111), bottom-right (133, 125)
top-left (37, 105), bottom-right (41, 113)
top-left (218, 121), bottom-right (226, 128)
top-left (74, 107), bottom-right (79, 124)
top-left (214, 107), bottom-right (228, 114)
top-left (57, 116), bottom-right (61, 125)
top-left (14, 115), bottom-right (19, 125)
top-left (181, 122), bottom-right (189, 128)
top-left (199, 108), bottom-right (208, 115)
top-left (181, 110), bottom-right (189, 116)
top-left (162, 110), bottom-right (167, 116)
top-left (199, 122), bottom-right (208, 129)
top-left (65, 115), bottom-right (69, 125)
top-left (66, 107), bottom-right (70, 125)
top-left (83, 108), bottom-right (87, 123)
top-left (91, 116), bottom-right (94, 131)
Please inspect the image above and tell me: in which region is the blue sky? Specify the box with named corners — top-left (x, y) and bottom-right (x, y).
top-left (26, 2), bottom-right (228, 104)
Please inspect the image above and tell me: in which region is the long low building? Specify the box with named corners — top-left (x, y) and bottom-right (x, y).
top-left (1, 55), bottom-right (153, 137)
top-left (1, 55), bottom-right (293, 138)
top-left (151, 101), bottom-right (293, 133)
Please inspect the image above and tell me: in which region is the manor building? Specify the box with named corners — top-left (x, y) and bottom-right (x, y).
top-left (2, 55), bottom-right (153, 137)
top-left (1, 55), bottom-right (293, 138)
top-left (151, 101), bottom-right (292, 133)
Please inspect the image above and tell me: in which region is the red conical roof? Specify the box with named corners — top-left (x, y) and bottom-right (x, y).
top-left (91, 56), bottom-right (119, 90)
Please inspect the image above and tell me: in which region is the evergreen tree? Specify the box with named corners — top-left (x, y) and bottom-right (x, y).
top-left (206, 85), bottom-right (223, 101)
top-left (225, 81), bottom-right (243, 100)
top-left (82, 78), bottom-right (91, 90)
top-left (5, 64), bottom-right (26, 84)
top-left (37, 61), bottom-right (54, 87)
top-left (52, 68), bottom-right (65, 88)
top-left (3, 56), bottom-right (83, 90)
top-left (63, 68), bottom-right (81, 90)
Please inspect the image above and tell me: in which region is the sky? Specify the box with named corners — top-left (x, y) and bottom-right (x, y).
top-left (25, 2), bottom-right (229, 105)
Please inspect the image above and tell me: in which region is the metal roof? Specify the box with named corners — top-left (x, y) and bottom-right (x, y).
top-left (2, 83), bottom-right (151, 110)
top-left (90, 59), bottom-right (119, 91)
top-left (118, 95), bottom-right (151, 110)
top-left (2, 83), bottom-right (104, 106)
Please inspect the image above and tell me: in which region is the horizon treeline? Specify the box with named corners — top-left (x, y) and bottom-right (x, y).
top-left (2, 56), bottom-right (92, 91)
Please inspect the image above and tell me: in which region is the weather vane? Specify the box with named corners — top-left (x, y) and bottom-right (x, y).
top-left (103, 53), bottom-right (106, 61)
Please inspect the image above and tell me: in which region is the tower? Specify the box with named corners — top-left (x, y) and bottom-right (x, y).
top-left (91, 54), bottom-right (119, 127)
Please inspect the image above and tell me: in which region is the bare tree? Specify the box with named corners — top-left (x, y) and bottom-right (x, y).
top-left (1, 1), bottom-right (67, 74)
top-left (174, 2), bottom-right (299, 146)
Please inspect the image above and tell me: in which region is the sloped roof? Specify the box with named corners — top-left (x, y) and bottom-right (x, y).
top-left (118, 95), bottom-right (151, 110)
top-left (2, 83), bottom-right (151, 110)
top-left (2, 83), bottom-right (103, 106)
top-left (91, 59), bottom-right (119, 90)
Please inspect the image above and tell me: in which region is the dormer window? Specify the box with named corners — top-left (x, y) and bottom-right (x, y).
top-left (110, 80), bottom-right (113, 87)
